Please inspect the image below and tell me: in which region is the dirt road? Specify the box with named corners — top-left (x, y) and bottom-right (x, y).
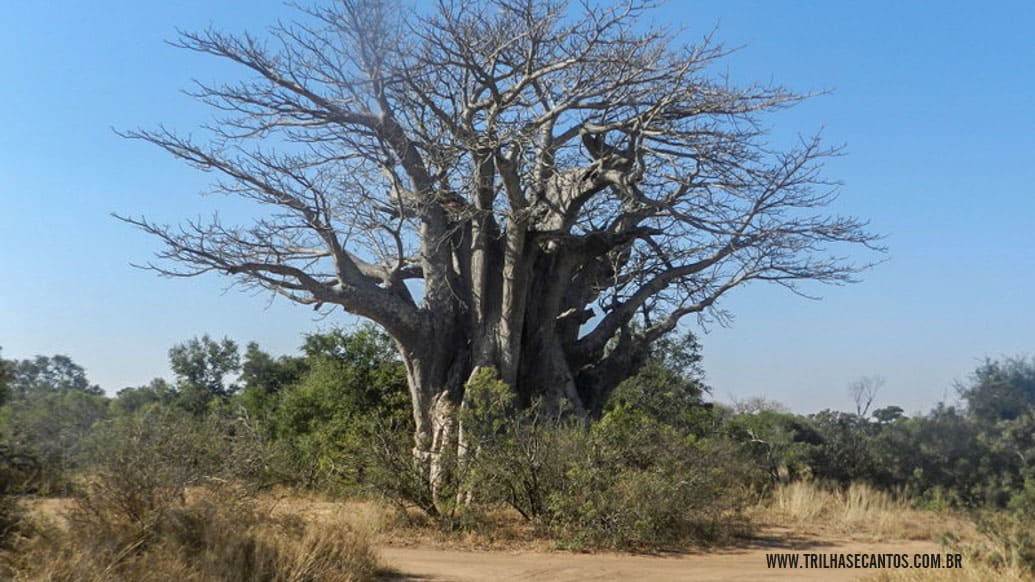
top-left (381, 537), bottom-right (942, 581)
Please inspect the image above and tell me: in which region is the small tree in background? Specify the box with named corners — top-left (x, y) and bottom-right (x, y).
top-left (0, 354), bottom-right (109, 493)
top-left (168, 335), bottom-right (241, 414)
top-left (6, 355), bottom-right (102, 399)
top-left (848, 375), bottom-right (885, 417)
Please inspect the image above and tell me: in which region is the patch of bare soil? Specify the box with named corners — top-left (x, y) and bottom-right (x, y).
top-left (379, 532), bottom-right (942, 582)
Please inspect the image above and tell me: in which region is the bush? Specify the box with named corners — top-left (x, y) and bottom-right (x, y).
top-left (0, 390), bottom-right (109, 494)
top-left (451, 371), bottom-right (759, 549)
top-left (544, 407), bottom-right (758, 549)
top-left (459, 368), bottom-right (575, 522)
top-left (361, 415), bottom-right (437, 519)
top-left (359, 368), bottom-right (759, 549)
top-left (967, 510), bottom-right (1035, 577)
top-left (3, 406), bottom-right (383, 582)
top-left (1, 439), bottom-right (38, 565)
top-left (86, 406), bottom-right (295, 497)
top-left (268, 326), bottom-right (411, 493)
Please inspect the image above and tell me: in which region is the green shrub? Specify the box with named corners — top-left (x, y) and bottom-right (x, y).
top-left (545, 406), bottom-right (758, 549)
top-left (268, 326), bottom-right (411, 493)
top-left (453, 370), bottom-right (759, 549)
top-left (0, 451), bottom-right (31, 553)
top-left (5, 404), bottom-right (382, 582)
top-left (0, 390), bottom-right (109, 494)
top-left (459, 368), bottom-right (575, 522)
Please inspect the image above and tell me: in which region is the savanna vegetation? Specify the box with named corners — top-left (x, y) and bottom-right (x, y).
top-left (2, 331), bottom-right (1034, 579)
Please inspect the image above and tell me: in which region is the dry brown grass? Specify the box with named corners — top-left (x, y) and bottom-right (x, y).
top-left (266, 492), bottom-right (552, 552)
top-left (3, 484), bottom-right (384, 582)
top-left (377, 505), bottom-right (554, 551)
top-left (253, 483), bottom-right (553, 551)
top-left (756, 482), bottom-right (1034, 581)
top-left (754, 481), bottom-right (970, 542)
top-left (868, 563), bottom-right (1032, 582)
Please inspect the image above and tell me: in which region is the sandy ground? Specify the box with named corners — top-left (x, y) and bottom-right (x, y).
top-left (380, 536), bottom-right (943, 581)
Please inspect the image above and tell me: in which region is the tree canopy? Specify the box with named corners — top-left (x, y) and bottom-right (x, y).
top-left (6, 355), bottom-right (102, 399)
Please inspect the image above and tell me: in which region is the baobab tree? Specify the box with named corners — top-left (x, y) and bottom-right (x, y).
top-left (118, 0), bottom-right (881, 501)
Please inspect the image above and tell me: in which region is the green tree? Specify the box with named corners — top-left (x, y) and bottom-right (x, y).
top-left (237, 343), bottom-right (306, 426)
top-left (168, 335), bottom-right (241, 414)
top-left (240, 342), bottom-right (306, 395)
top-left (961, 357), bottom-right (1035, 424)
top-left (110, 378), bottom-right (176, 417)
top-left (724, 406), bottom-right (820, 482)
top-left (273, 326), bottom-right (410, 489)
top-left (807, 410), bottom-right (880, 485)
top-left (872, 405), bottom-right (905, 425)
top-left (7, 354), bottom-right (102, 399)
top-left (0, 353), bottom-right (108, 491)
top-left (1, 389), bottom-right (109, 493)
top-left (957, 357), bottom-right (1035, 505)
top-left (604, 330), bottom-right (714, 433)
top-left (874, 404), bottom-right (994, 506)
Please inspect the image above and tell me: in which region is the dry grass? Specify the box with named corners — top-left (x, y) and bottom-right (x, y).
top-left (868, 563), bottom-right (1032, 582)
top-left (2, 484), bottom-right (384, 582)
top-left (757, 481), bottom-right (1034, 581)
top-left (300, 497), bottom-right (552, 552)
top-left (375, 505), bottom-right (553, 551)
top-left (755, 481), bottom-right (970, 542)
top-left (249, 485), bottom-right (550, 551)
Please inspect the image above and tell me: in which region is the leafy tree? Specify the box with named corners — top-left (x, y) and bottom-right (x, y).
top-left (872, 405), bottom-right (905, 425)
top-left (990, 410), bottom-right (1035, 484)
top-left (724, 407), bottom-right (820, 482)
top-left (110, 378), bottom-right (176, 417)
top-left (0, 389), bottom-right (109, 493)
top-left (0, 353), bottom-right (108, 492)
top-left (6, 354), bottom-right (102, 398)
top-left (956, 357), bottom-right (1035, 504)
top-left (960, 357), bottom-right (1035, 424)
top-left (118, 0), bottom-right (880, 503)
top-left (300, 326), bottom-right (411, 422)
top-left (273, 327), bottom-right (410, 489)
top-left (240, 342), bottom-right (306, 395)
top-left (806, 410), bottom-right (880, 485)
top-left (604, 330), bottom-right (713, 432)
top-left (168, 335), bottom-right (241, 414)
top-left (237, 343), bottom-right (306, 425)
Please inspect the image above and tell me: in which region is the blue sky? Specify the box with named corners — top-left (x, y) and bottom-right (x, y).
top-left (2, 1), bottom-right (1033, 414)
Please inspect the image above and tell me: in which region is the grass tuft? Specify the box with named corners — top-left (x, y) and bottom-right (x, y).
top-left (758, 481), bottom-right (963, 542)
top-left (4, 483), bottom-right (382, 582)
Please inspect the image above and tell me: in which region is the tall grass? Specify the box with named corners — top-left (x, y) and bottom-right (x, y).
top-left (763, 481), bottom-right (1034, 581)
top-left (760, 481), bottom-right (955, 541)
top-left (4, 483), bottom-right (382, 582)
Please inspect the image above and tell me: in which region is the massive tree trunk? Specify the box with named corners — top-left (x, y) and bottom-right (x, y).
top-left (122, 0), bottom-right (881, 514)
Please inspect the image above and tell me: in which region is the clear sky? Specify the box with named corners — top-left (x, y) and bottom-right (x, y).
top-left (2, 1), bottom-right (1033, 415)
